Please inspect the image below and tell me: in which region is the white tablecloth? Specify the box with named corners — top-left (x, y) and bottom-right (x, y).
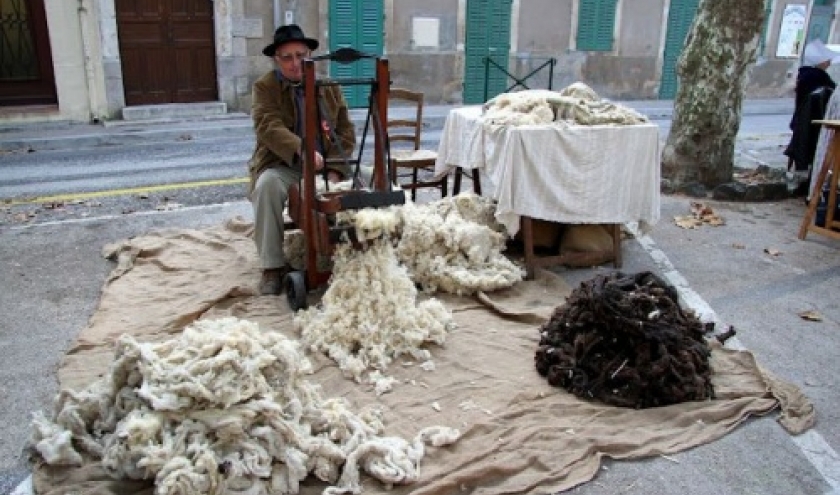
top-left (435, 106), bottom-right (661, 235)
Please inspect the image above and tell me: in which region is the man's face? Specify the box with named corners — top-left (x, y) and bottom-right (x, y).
top-left (274, 41), bottom-right (310, 82)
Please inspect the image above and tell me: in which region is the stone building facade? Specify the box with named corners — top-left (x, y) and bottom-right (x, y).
top-left (0, 0), bottom-right (833, 124)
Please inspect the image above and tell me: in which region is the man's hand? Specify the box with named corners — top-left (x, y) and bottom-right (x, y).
top-left (304, 150), bottom-right (340, 182)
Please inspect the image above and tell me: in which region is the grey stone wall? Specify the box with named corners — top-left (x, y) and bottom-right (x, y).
top-left (229, 0), bottom-right (816, 110)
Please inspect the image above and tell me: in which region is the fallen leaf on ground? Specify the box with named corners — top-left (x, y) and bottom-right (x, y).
top-left (764, 247), bottom-right (782, 256)
top-left (673, 202), bottom-right (725, 229)
top-left (690, 202), bottom-right (713, 217)
top-left (798, 310), bottom-right (823, 322)
top-left (674, 215), bottom-right (701, 229)
top-left (732, 243), bottom-right (746, 249)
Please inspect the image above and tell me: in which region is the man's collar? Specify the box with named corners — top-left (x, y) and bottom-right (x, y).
top-left (274, 70), bottom-right (302, 89)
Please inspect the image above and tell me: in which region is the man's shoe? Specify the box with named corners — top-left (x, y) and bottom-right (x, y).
top-left (259, 266), bottom-right (291, 295)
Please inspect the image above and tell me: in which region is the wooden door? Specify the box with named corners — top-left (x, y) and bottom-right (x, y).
top-left (0, 0), bottom-right (57, 106)
top-left (117, 0), bottom-right (217, 106)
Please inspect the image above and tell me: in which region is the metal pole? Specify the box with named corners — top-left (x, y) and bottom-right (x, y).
top-left (548, 58), bottom-right (556, 90)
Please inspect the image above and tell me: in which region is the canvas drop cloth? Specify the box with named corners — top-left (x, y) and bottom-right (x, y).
top-left (35, 219), bottom-right (814, 495)
top-left (434, 106), bottom-right (661, 236)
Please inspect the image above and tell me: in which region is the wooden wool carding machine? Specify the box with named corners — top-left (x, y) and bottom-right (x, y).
top-left (284, 49), bottom-right (405, 310)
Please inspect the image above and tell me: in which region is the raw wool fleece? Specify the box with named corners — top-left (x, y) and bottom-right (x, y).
top-left (294, 193), bottom-right (523, 386)
top-left (294, 239), bottom-right (454, 384)
top-left (30, 317), bottom-right (460, 495)
top-left (322, 192), bottom-right (521, 295)
top-left (482, 83), bottom-right (649, 126)
top-left (394, 195), bottom-right (523, 295)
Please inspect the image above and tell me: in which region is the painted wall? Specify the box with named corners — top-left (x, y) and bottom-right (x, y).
top-left (388, 0), bottom-right (458, 53)
top-left (505, 0), bottom-right (573, 94)
top-left (747, 0), bottom-right (811, 97)
top-left (617, 0), bottom-right (664, 57)
top-left (30, 0), bottom-right (90, 122)
top-left (12, 0), bottom-right (830, 125)
top-left (386, 0), bottom-right (460, 102)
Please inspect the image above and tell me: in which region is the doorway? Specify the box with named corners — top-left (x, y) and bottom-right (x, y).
top-left (0, 0), bottom-right (57, 107)
top-left (116, 0), bottom-right (218, 106)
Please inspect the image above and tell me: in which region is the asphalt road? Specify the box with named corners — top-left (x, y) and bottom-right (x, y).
top-left (3, 108), bottom-right (840, 495)
top-left (0, 113), bottom-right (786, 228)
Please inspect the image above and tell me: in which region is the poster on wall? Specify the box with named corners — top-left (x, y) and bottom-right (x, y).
top-left (776, 4), bottom-right (807, 57)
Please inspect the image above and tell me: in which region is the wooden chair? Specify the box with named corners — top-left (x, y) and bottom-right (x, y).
top-left (387, 88), bottom-right (447, 201)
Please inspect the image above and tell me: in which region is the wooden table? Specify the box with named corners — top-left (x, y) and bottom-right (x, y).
top-left (434, 106), bottom-right (661, 278)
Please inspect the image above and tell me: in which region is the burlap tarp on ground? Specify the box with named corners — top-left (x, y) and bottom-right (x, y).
top-left (35, 218), bottom-right (815, 495)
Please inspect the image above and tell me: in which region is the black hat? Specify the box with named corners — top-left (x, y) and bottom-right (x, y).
top-left (262, 24), bottom-right (319, 57)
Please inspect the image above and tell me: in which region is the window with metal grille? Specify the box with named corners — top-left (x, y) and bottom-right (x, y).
top-left (0, 0), bottom-right (37, 80)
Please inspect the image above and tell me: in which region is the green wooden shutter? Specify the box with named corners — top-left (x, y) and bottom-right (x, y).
top-left (463, 0), bottom-right (512, 104)
top-left (329, 0), bottom-right (383, 108)
top-left (576, 0), bottom-right (618, 51)
top-left (658, 0), bottom-right (700, 99)
top-left (758, 0), bottom-right (771, 56)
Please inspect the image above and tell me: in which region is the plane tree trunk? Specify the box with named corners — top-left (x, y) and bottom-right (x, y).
top-left (661, 0), bottom-right (766, 188)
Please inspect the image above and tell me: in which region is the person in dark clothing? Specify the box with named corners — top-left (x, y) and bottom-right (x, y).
top-left (788, 62), bottom-right (836, 132)
top-left (784, 40), bottom-right (840, 195)
top-left (248, 25), bottom-right (356, 295)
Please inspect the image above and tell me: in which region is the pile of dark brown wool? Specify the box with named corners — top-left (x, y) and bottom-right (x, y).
top-left (535, 271), bottom-right (720, 409)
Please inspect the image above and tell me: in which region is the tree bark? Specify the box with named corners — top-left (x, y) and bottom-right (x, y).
top-left (661, 0), bottom-right (766, 188)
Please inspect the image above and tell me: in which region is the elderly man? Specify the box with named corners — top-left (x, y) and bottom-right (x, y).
top-left (248, 24), bottom-right (356, 295)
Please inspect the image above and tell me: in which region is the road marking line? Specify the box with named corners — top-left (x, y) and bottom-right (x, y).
top-left (3, 177), bottom-right (249, 206)
top-left (10, 474), bottom-right (31, 495)
top-left (792, 431), bottom-right (840, 491)
top-left (628, 222), bottom-right (840, 493)
top-left (3, 201), bottom-right (252, 230)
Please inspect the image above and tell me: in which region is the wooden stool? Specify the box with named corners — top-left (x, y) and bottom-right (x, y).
top-left (799, 119), bottom-right (840, 241)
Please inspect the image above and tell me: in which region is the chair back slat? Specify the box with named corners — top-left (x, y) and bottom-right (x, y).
top-left (388, 88), bottom-right (424, 150)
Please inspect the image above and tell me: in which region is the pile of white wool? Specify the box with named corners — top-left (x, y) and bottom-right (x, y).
top-left (483, 83), bottom-right (649, 126)
top-left (30, 317), bottom-right (459, 495)
top-left (394, 195), bottom-right (523, 294)
top-left (295, 193), bottom-right (522, 387)
top-left (294, 239), bottom-right (453, 384)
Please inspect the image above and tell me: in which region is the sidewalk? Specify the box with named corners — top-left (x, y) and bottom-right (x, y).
top-left (0, 98), bottom-right (794, 153)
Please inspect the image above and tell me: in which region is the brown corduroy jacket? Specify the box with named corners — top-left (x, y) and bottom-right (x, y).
top-left (247, 70), bottom-right (356, 193)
